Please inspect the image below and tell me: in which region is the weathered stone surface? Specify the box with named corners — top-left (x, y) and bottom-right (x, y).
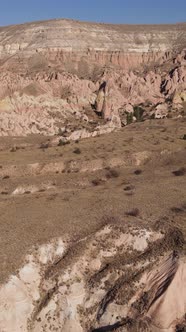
top-left (0, 19), bottom-right (185, 137)
top-left (0, 20), bottom-right (186, 73)
top-left (153, 103), bottom-right (169, 119)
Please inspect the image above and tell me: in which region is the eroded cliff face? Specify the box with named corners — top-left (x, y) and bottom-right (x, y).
top-left (0, 19), bottom-right (186, 332)
top-left (0, 19), bottom-right (186, 137)
top-left (0, 20), bottom-right (186, 73)
top-left (0, 222), bottom-right (185, 332)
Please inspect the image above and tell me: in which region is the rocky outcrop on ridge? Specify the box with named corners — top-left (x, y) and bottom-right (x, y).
top-left (0, 19), bottom-right (185, 137)
top-left (0, 224), bottom-right (185, 332)
top-left (0, 20), bottom-right (186, 73)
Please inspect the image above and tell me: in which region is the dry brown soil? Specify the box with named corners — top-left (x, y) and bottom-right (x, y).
top-left (0, 117), bottom-right (186, 285)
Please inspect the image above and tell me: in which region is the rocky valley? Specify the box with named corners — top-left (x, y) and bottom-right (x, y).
top-left (0, 18), bottom-right (186, 332)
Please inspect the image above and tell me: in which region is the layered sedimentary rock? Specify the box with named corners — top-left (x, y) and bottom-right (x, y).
top-left (0, 224), bottom-right (185, 332)
top-left (0, 20), bottom-right (186, 73)
top-left (0, 19), bottom-right (186, 137)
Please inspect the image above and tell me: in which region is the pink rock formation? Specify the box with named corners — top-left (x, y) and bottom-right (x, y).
top-left (0, 20), bottom-right (185, 73)
top-left (0, 19), bottom-right (185, 136)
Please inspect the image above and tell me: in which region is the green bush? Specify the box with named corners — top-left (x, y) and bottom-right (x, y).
top-left (133, 106), bottom-right (145, 122)
top-left (126, 113), bottom-right (133, 125)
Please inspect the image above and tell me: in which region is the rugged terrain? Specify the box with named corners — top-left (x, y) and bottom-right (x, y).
top-left (0, 19), bottom-right (186, 332)
top-left (0, 20), bottom-right (186, 71)
top-left (0, 19), bottom-right (186, 137)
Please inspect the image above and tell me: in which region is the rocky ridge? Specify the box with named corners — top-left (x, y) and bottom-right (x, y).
top-left (0, 19), bottom-right (186, 138)
top-left (0, 18), bottom-right (186, 332)
top-left (0, 20), bottom-right (186, 72)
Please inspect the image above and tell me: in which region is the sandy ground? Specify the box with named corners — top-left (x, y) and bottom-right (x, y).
top-left (0, 117), bottom-right (186, 285)
top-left (0, 117), bottom-right (186, 331)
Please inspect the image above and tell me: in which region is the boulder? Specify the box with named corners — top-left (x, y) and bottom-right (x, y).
top-left (152, 103), bottom-right (169, 119)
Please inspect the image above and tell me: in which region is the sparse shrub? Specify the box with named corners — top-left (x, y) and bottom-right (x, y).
top-left (133, 105), bottom-right (145, 122)
top-left (172, 167), bottom-right (186, 176)
top-left (47, 193), bottom-right (58, 201)
top-left (58, 127), bottom-right (66, 136)
top-left (152, 139), bottom-right (160, 145)
top-left (126, 113), bottom-right (133, 125)
top-left (58, 139), bottom-right (64, 146)
top-left (1, 191), bottom-right (8, 195)
top-left (2, 175), bottom-right (10, 180)
top-left (134, 169), bottom-right (142, 175)
top-left (63, 196), bottom-right (70, 202)
top-left (171, 207), bottom-right (184, 213)
top-left (73, 168), bottom-right (79, 173)
top-left (10, 146), bottom-right (17, 152)
top-left (40, 142), bottom-right (49, 149)
top-left (106, 168), bottom-right (120, 179)
top-left (150, 113), bottom-right (155, 119)
top-left (124, 185), bottom-right (135, 191)
top-left (101, 215), bottom-right (120, 226)
top-left (125, 208), bottom-right (140, 217)
top-left (171, 203), bottom-right (186, 213)
top-left (73, 147), bottom-right (81, 154)
top-left (58, 139), bottom-right (70, 147)
top-left (182, 134), bottom-right (186, 140)
top-left (91, 178), bottom-right (104, 186)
